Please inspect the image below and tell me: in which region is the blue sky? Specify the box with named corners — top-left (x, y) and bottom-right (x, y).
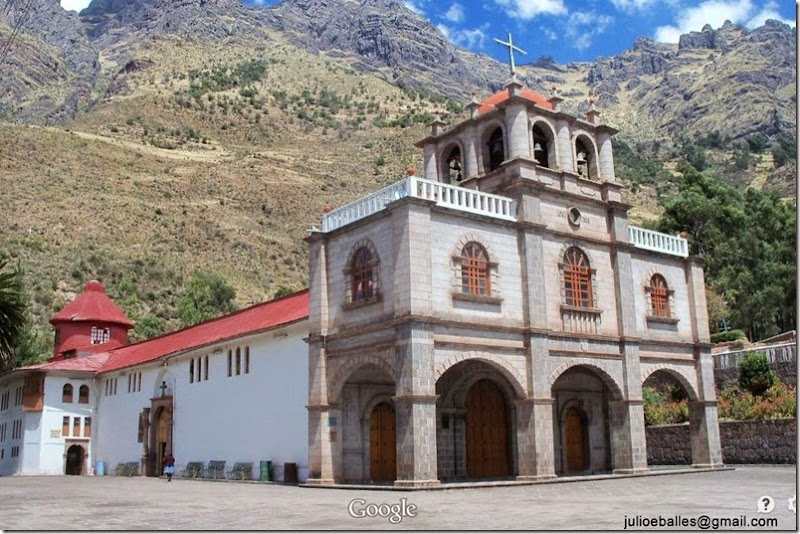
top-left (61, 0), bottom-right (796, 63)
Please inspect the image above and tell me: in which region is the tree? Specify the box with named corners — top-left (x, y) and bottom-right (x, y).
top-left (0, 258), bottom-right (27, 371)
top-left (134, 314), bottom-right (167, 340)
top-left (657, 166), bottom-right (796, 340)
top-left (178, 272), bottom-right (237, 327)
top-left (738, 352), bottom-right (776, 396)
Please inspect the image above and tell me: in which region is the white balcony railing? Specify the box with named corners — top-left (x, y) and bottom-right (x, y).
top-left (321, 177), bottom-right (517, 232)
top-left (628, 226), bottom-right (689, 258)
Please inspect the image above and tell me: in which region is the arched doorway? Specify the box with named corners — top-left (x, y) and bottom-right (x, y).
top-left (66, 444), bottom-right (84, 475)
top-left (564, 406), bottom-right (588, 473)
top-left (552, 365), bottom-right (617, 475)
top-left (369, 402), bottom-right (396, 482)
top-left (156, 407), bottom-right (169, 474)
top-left (465, 379), bottom-right (510, 478)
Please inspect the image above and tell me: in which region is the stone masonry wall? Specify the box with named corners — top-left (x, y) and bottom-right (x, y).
top-left (647, 419), bottom-right (797, 465)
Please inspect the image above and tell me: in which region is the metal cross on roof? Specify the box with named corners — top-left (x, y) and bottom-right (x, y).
top-left (494, 32), bottom-right (527, 75)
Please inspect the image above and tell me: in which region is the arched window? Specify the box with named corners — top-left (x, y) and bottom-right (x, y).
top-left (62, 384), bottom-right (73, 403)
top-left (461, 242), bottom-right (491, 296)
top-left (351, 247), bottom-right (375, 301)
top-left (532, 124), bottom-right (552, 168)
top-left (445, 145), bottom-right (462, 183)
top-left (487, 127), bottom-right (505, 172)
top-left (563, 247), bottom-right (593, 308)
top-left (650, 274), bottom-right (670, 317)
top-left (78, 385), bottom-right (89, 404)
top-left (574, 137), bottom-right (597, 180)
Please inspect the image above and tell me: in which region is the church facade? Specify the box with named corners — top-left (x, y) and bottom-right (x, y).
top-left (305, 77), bottom-right (723, 487)
top-left (1, 77), bottom-right (723, 487)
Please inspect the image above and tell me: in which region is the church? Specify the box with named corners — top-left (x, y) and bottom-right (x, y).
top-left (0, 73), bottom-right (724, 486)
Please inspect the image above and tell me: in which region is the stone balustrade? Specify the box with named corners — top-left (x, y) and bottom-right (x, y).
top-left (628, 226), bottom-right (689, 258)
top-left (321, 177), bottom-right (517, 233)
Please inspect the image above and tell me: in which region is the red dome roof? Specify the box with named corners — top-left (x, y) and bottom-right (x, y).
top-left (50, 280), bottom-right (134, 328)
top-left (478, 88), bottom-right (554, 115)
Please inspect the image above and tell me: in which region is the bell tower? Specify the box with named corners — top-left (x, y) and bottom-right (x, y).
top-left (49, 280), bottom-right (133, 359)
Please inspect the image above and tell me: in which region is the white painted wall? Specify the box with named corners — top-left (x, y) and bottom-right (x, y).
top-left (94, 320), bottom-right (310, 481)
top-left (0, 377), bottom-right (24, 475)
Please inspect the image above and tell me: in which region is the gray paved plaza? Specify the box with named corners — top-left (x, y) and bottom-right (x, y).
top-left (1, 466), bottom-right (796, 530)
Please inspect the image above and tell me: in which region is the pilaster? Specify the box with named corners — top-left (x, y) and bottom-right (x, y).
top-left (506, 102), bottom-right (530, 160)
top-left (390, 199), bottom-right (433, 318)
top-left (423, 144), bottom-right (438, 182)
top-left (394, 323), bottom-right (440, 487)
top-left (463, 124), bottom-right (479, 181)
top-left (555, 119), bottom-right (572, 172)
top-left (609, 399), bottom-right (648, 473)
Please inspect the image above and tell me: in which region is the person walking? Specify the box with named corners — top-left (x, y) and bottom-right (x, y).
top-left (163, 451), bottom-right (176, 482)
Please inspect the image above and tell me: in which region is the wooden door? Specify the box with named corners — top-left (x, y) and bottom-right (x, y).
top-left (465, 379), bottom-right (510, 478)
top-left (369, 402), bottom-right (396, 482)
top-left (156, 408), bottom-right (169, 473)
top-left (565, 407), bottom-right (585, 473)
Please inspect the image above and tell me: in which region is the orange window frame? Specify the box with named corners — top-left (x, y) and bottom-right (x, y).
top-left (563, 248), bottom-right (592, 308)
top-left (461, 243), bottom-right (490, 296)
top-left (651, 275), bottom-right (670, 317)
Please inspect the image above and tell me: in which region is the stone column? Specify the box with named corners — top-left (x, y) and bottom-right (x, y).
top-left (609, 398), bottom-right (648, 473)
top-left (506, 102), bottom-right (529, 160)
top-left (515, 206), bottom-right (557, 480)
top-left (685, 258), bottom-right (722, 467)
top-left (596, 131), bottom-right (615, 182)
top-left (305, 234), bottom-right (335, 485)
top-left (463, 125), bottom-right (479, 180)
top-left (423, 143), bottom-right (438, 182)
top-left (690, 347), bottom-right (724, 468)
top-left (609, 204), bottom-right (648, 473)
top-left (393, 323), bottom-right (440, 488)
top-left (555, 119), bottom-right (572, 172)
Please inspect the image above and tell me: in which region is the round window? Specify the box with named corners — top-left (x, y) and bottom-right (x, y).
top-left (568, 207), bottom-right (582, 227)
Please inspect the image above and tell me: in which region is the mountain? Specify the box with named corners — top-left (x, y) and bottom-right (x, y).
top-left (0, 0), bottom-right (98, 123)
top-left (0, 0), bottom-right (795, 356)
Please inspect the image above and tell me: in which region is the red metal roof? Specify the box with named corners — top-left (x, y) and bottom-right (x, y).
top-left (19, 352), bottom-right (111, 373)
top-left (477, 88), bottom-right (554, 115)
top-left (50, 280), bottom-right (134, 328)
top-left (97, 289), bottom-right (310, 373)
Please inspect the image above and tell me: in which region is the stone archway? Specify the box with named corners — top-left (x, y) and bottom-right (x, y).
top-left (65, 444), bottom-right (85, 475)
top-left (436, 359), bottom-right (519, 481)
top-left (552, 366), bottom-right (616, 475)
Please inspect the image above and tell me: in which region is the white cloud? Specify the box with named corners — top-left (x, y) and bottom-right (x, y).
top-left (403, 0), bottom-right (427, 15)
top-left (746, 0), bottom-right (796, 28)
top-left (565, 11), bottom-right (614, 51)
top-left (60, 0), bottom-right (92, 11)
top-left (493, 0), bottom-right (567, 20)
top-left (610, 0), bottom-right (668, 12)
top-left (652, 0), bottom-right (793, 43)
top-left (437, 23), bottom-right (489, 50)
top-left (444, 3), bottom-right (465, 23)
top-left (540, 26), bottom-right (558, 41)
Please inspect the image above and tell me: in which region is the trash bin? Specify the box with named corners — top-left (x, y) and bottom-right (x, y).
top-left (96, 461), bottom-right (105, 476)
top-left (259, 460), bottom-right (273, 482)
top-left (283, 462), bottom-right (298, 484)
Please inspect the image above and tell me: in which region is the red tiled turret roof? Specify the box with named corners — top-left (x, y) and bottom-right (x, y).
top-left (477, 88), bottom-right (554, 115)
top-left (50, 280), bottom-right (134, 328)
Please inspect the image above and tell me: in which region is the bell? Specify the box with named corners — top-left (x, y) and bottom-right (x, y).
top-left (576, 151), bottom-right (587, 163)
top-left (534, 142), bottom-right (544, 153)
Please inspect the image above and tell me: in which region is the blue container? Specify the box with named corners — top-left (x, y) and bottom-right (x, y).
top-left (96, 461), bottom-right (105, 476)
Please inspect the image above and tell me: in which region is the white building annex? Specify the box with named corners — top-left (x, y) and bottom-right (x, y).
top-left (0, 74), bottom-right (723, 487)
top-left (0, 282), bottom-right (310, 481)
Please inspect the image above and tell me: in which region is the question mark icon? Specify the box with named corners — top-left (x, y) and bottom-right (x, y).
top-left (757, 495), bottom-right (775, 513)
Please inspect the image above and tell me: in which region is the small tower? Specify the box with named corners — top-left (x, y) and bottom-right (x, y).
top-left (49, 280), bottom-right (133, 359)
